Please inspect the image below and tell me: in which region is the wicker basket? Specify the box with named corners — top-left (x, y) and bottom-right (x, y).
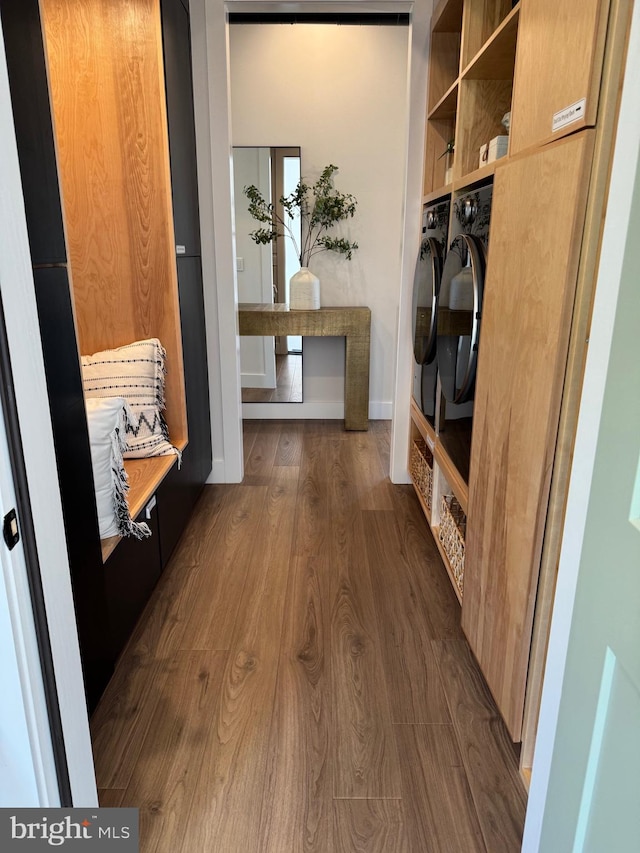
top-left (439, 494), bottom-right (466, 595)
top-left (410, 438), bottom-right (433, 510)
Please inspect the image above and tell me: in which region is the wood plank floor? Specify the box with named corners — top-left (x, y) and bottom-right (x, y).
top-left (92, 420), bottom-right (526, 852)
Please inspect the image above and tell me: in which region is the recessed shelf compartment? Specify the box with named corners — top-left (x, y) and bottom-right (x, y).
top-left (462, 3), bottom-right (520, 80)
top-left (460, 0), bottom-right (516, 68)
top-left (424, 118), bottom-right (457, 196)
top-left (428, 79), bottom-right (459, 121)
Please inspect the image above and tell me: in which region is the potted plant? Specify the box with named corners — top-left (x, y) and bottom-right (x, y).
top-left (244, 164), bottom-right (359, 309)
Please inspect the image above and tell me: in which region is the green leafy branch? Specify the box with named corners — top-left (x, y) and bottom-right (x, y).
top-left (244, 164), bottom-right (359, 267)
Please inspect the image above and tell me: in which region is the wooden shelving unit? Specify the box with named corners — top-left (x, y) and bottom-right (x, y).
top-left (423, 0), bottom-right (519, 197)
top-left (414, 0), bottom-right (629, 775)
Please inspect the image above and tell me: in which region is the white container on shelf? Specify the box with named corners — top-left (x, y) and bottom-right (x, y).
top-left (488, 134), bottom-right (509, 163)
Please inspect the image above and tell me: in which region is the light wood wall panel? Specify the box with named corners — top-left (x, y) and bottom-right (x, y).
top-left (462, 132), bottom-right (594, 740)
top-left (40, 0), bottom-right (186, 441)
top-left (509, 0), bottom-right (610, 155)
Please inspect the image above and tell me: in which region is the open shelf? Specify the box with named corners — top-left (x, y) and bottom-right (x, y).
top-left (456, 77), bottom-right (513, 178)
top-left (100, 437), bottom-right (188, 562)
top-left (460, 0), bottom-right (515, 68)
top-left (428, 80), bottom-right (459, 121)
top-left (462, 3), bottom-right (520, 80)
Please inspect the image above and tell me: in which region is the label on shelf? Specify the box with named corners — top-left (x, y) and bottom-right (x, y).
top-left (552, 98), bottom-right (587, 132)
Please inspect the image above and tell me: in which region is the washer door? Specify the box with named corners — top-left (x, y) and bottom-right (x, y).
top-left (437, 234), bottom-right (486, 404)
top-left (411, 237), bottom-right (443, 365)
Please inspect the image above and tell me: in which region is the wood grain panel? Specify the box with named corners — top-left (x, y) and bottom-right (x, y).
top-left (259, 555), bottom-right (332, 853)
top-left (333, 800), bottom-right (408, 853)
top-left (365, 511), bottom-right (451, 725)
top-left (462, 3), bottom-right (519, 80)
top-left (434, 640), bottom-right (526, 852)
top-left (329, 461), bottom-right (402, 798)
top-left (428, 32), bottom-right (461, 111)
top-left (41, 0), bottom-right (186, 443)
top-left (462, 132), bottom-right (594, 739)
top-left (461, 0), bottom-right (513, 68)
top-left (510, 0), bottom-right (610, 154)
top-left (519, 0), bottom-right (633, 772)
top-left (395, 724), bottom-right (486, 852)
top-left (120, 651), bottom-right (226, 853)
top-left (179, 467), bottom-right (297, 853)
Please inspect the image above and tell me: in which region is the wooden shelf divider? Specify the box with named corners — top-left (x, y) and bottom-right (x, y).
top-left (453, 159), bottom-right (498, 192)
top-left (428, 79), bottom-right (460, 121)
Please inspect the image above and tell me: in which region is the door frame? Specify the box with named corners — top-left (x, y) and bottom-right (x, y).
top-left (189, 0), bottom-right (429, 481)
top-left (523, 1), bottom-right (640, 846)
top-left (0, 21), bottom-right (97, 805)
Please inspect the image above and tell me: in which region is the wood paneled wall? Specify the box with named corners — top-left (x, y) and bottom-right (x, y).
top-left (40, 0), bottom-right (186, 442)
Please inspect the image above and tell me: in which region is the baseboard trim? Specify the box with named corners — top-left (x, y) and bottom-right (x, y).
top-left (241, 400), bottom-right (393, 420)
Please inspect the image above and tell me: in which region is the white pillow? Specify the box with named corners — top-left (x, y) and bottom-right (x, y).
top-left (81, 338), bottom-right (179, 460)
top-left (85, 397), bottom-right (151, 540)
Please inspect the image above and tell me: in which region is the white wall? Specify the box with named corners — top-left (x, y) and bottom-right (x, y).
top-left (229, 23), bottom-right (409, 418)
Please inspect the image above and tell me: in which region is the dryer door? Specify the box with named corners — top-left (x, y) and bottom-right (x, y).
top-left (437, 233), bottom-right (486, 404)
top-left (411, 237), bottom-right (443, 366)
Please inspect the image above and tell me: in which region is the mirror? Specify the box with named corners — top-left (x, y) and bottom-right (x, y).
top-left (232, 146), bottom-right (303, 403)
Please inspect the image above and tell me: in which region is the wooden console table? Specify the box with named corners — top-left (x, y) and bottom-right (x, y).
top-left (238, 304), bottom-right (371, 430)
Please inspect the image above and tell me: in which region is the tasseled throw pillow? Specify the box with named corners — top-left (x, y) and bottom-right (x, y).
top-left (81, 338), bottom-right (179, 460)
top-left (85, 397), bottom-right (151, 540)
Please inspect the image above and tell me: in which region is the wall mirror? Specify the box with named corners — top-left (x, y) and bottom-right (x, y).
top-left (232, 146), bottom-right (303, 402)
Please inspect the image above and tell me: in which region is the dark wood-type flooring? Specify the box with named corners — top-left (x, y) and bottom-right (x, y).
top-left (91, 420), bottom-right (526, 852)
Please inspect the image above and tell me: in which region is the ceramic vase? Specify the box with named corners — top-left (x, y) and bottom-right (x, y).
top-left (289, 267), bottom-right (320, 310)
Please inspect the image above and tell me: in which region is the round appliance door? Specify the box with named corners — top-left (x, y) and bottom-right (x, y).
top-left (411, 237), bottom-right (443, 365)
top-left (437, 233), bottom-right (486, 404)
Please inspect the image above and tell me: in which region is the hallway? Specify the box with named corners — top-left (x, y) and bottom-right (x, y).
top-left (91, 420), bottom-right (526, 851)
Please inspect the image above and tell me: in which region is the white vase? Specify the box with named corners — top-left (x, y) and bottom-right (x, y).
top-left (289, 267), bottom-right (320, 310)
